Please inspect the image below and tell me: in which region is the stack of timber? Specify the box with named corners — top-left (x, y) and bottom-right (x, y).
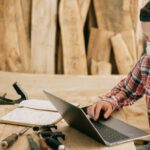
top-left (0, 0), bottom-right (148, 75)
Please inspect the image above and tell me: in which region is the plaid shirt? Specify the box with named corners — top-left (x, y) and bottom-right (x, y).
top-left (101, 55), bottom-right (150, 125)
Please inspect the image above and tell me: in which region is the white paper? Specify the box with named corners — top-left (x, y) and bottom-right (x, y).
top-left (19, 99), bottom-right (57, 111)
top-left (0, 107), bottom-right (61, 126)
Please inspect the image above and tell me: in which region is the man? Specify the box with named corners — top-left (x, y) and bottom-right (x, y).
top-left (87, 1), bottom-right (150, 125)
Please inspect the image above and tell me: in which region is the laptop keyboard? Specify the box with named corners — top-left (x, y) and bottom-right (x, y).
top-left (93, 122), bottom-right (129, 143)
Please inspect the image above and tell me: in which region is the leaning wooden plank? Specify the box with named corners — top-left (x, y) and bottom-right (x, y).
top-left (91, 59), bottom-right (111, 75)
top-left (3, 0), bottom-right (21, 72)
top-left (20, 0), bottom-right (32, 40)
top-left (77, 0), bottom-right (91, 28)
top-left (0, 1), bottom-right (6, 71)
top-left (59, 0), bottom-right (87, 75)
top-left (6, 49), bottom-right (22, 72)
top-left (15, 0), bottom-right (30, 72)
top-left (122, 0), bottom-right (133, 30)
top-left (111, 34), bottom-right (133, 74)
top-left (131, 0), bottom-right (139, 30)
top-left (123, 0), bottom-right (131, 11)
top-left (6, 58), bottom-right (18, 72)
top-left (88, 1), bottom-right (97, 29)
top-left (94, 0), bottom-right (125, 33)
top-left (121, 30), bottom-right (137, 65)
top-left (92, 30), bottom-right (114, 62)
top-left (31, 0), bottom-right (57, 73)
top-left (93, 0), bottom-right (106, 30)
top-left (87, 28), bottom-right (113, 72)
top-left (94, 0), bottom-right (133, 32)
top-left (87, 28), bottom-right (97, 68)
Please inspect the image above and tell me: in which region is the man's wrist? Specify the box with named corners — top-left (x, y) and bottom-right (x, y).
top-left (101, 99), bottom-right (115, 111)
top-left (98, 95), bottom-right (119, 111)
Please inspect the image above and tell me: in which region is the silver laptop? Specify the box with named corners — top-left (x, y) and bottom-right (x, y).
top-left (44, 91), bottom-right (150, 146)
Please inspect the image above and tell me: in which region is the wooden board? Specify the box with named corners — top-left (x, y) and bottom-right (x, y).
top-left (87, 28), bottom-right (114, 64)
top-left (131, 0), bottom-right (139, 31)
top-left (20, 0), bottom-right (32, 40)
top-left (15, 0), bottom-right (30, 72)
top-left (121, 30), bottom-right (137, 65)
top-left (6, 48), bottom-right (22, 72)
top-left (87, 28), bottom-right (113, 75)
top-left (87, 27), bottom-right (98, 69)
top-left (59, 0), bottom-right (87, 75)
top-left (94, 0), bottom-right (133, 33)
top-left (3, 0), bottom-right (22, 72)
top-left (31, 0), bottom-right (58, 73)
top-left (0, 1), bottom-right (6, 70)
top-left (111, 33), bottom-right (133, 74)
top-left (88, 0), bottom-right (97, 29)
top-left (91, 60), bottom-right (112, 75)
top-left (93, 0), bottom-right (106, 30)
top-left (123, 0), bottom-right (131, 11)
top-left (77, 0), bottom-right (91, 28)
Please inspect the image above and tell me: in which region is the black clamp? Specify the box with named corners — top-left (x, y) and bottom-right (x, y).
top-left (33, 124), bottom-right (65, 150)
top-left (40, 131), bottom-right (65, 140)
top-left (0, 82), bottom-right (28, 105)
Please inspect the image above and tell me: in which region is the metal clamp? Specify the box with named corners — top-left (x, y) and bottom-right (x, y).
top-left (0, 82), bottom-right (28, 105)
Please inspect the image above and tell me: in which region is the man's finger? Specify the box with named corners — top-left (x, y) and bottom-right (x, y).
top-left (95, 102), bottom-right (102, 120)
top-left (104, 106), bottom-right (112, 118)
top-left (87, 104), bottom-right (96, 118)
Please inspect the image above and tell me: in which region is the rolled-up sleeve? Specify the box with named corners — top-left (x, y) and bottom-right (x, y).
top-left (100, 57), bottom-right (145, 110)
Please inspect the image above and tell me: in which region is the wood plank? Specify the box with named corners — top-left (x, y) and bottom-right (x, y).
top-left (0, 1), bottom-right (6, 71)
top-left (31, 0), bottom-right (58, 73)
top-left (87, 28), bottom-right (97, 69)
top-left (122, 0), bottom-right (133, 30)
top-left (91, 60), bottom-right (112, 75)
top-left (94, 0), bottom-right (123, 32)
top-left (87, 28), bottom-right (114, 62)
top-left (131, 0), bottom-right (139, 31)
top-left (94, 0), bottom-right (133, 33)
top-left (88, 1), bottom-right (97, 29)
top-left (93, 0), bottom-right (106, 30)
top-left (59, 0), bottom-right (87, 75)
top-left (92, 30), bottom-right (114, 62)
top-left (77, 0), bottom-right (91, 28)
top-left (123, 0), bottom-right (131, 11)
top-left (121, 30), bottom-right (137, 65)
top-left (15, 0), bottom-right (30, 72)
top-left (121, 12), bottom-right (133, 31)
top-left (6, 49), bottom-right (22, 72)
top-left (3, 0), bottom-right (21, 72)
top-left (111, 33), bottom-right (133, 74)
top-left (20, 0), bottom-right (32, 40)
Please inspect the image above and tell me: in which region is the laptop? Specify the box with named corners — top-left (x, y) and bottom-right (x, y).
top-left (44, 91), bottom-right (150, 146)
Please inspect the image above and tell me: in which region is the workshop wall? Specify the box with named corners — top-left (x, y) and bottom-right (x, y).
top-left (0, 0), bottom-right (149, 75)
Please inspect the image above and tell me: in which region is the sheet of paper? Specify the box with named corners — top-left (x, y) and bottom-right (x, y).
top-left (19, 99), bottom-right (57, 111)
top-left (0, 108), bottom-right (61, 126)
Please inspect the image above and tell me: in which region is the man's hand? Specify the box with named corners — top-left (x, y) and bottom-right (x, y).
top-left (87, 100), bottom-right (113, 121)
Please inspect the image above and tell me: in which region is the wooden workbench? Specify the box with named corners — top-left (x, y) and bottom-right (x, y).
top-left (0, 71), bottom-right (148, 150)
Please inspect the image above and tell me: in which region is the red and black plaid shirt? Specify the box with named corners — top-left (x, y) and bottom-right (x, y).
top-left (101, 55), bottom-right (150, 125)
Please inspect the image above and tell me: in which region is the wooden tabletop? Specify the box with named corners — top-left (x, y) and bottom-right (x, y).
top-left (0, 71), bottom-right (138, 149)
